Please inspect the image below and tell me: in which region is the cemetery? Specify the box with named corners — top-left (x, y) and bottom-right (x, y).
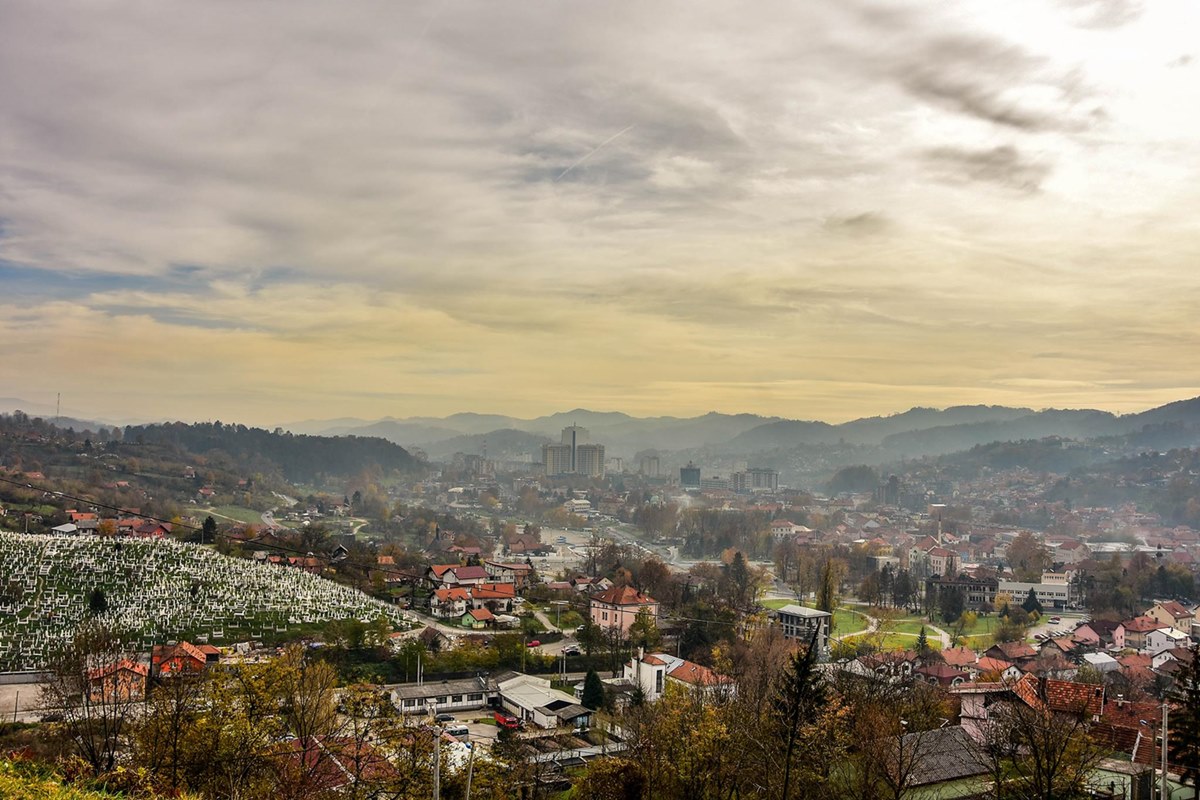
top-left (0, 531), bottom-right (418, 671)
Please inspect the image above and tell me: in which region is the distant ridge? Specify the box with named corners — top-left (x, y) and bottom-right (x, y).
top-left (285, 394), bottom-right (1200, 461)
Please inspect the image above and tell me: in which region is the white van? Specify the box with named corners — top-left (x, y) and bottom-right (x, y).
top-left (446, 725), bottom-right (469, 741)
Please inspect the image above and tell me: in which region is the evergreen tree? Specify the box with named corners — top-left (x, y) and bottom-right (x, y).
top-left (916, 626), bottom-right (929, 655)
top-left (88, 587), bottom-right (108, 616)
top-left (1171, 642), bottom-right (1200, 792)
top-left (1022, 588), bottom-right (1043, 616)
top-left (202, 515), bottom-right (217, 545)
top-left (939, 586), bottom-right (964, 624)
top-left (774, 628), bottom-right (828, 800)
top-left (582, 669), bottom-right (605, 710)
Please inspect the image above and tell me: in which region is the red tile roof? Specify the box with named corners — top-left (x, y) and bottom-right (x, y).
top-left (1120, 615), bottom-right (1164, 633)
top-left (592, 585), bottom-right (656, 606)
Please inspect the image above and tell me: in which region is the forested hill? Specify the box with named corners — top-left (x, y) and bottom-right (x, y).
top-left (121, 421), bottom-right (420, 482)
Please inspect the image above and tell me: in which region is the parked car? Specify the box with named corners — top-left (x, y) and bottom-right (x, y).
top-left (435, 713), bottom-right (455, 723)
top-left (562, 645), bottom-right (581, 656)
top-left (1048, 616), bottom-right (1061, 624)
top-left (527, 639), bottom-right (541, 648)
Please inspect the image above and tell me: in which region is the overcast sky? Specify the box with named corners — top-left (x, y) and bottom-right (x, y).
top-left (3, 0), bottom-right (1200, 426)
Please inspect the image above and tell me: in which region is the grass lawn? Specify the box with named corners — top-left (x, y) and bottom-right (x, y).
top-left (558, 610), bottom-right (585, 629)
top-left (889, 620), bottom-right (931, 636)
top-left (833, 608), bottom-right (868, 636)
top-left (762, 598), bottom-right (796, 609)
top-left (877, 632), bottom-right (942, 651)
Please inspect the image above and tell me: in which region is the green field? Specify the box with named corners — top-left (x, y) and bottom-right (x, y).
top-left (833, 608), bottom-right (868, 636)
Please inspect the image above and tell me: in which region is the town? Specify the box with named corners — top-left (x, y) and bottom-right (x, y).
top-left (3, 408), bottom-right (1200, 798)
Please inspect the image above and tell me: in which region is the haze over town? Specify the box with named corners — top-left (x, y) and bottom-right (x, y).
top-left (5, 0), bottom-right (1200, 425)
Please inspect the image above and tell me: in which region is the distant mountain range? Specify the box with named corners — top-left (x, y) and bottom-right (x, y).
top-left (280, 397), bottom-right (1200, 463)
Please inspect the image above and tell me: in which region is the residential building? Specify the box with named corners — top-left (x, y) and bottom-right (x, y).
top-left (680, 463), bottom-right (701, 489)
top-left (1146, 600), bottom-right (1194, 634)
top-left (731, 467), bottom-right (779, 493)
top-left (392, 676), bottom-right (495, 715)
top-left (575, 444), bottom-right (605, 478)
top-left (770, 604), bottom-right (832, 656)
top-left (925, 574), bottom-right (998, 612)
top-left (590, 585), bottom-right (659, 633)
top-left (542, 444), bottom-right (573, 476)
top-left (623, 650), bottom-right (734, 702)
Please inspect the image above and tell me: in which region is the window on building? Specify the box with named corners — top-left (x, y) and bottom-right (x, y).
top-left (655, 670), bottom-right (663, 694)
top-left (404, 699), bottom-right (417, 707)
top-left (436, 696), bottom-right (447, 704)
top-left (468, 693), bottom-right (483, 701)
top-left (452, 695), bottom-right (462, 702)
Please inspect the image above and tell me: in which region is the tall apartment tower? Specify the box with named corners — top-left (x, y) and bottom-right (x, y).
top-left (575, 444), bottom-right (606, 478)
top-left (561, 425), bottom-right (589, 472)
top-left (542, 443), bottom-right (573, 476)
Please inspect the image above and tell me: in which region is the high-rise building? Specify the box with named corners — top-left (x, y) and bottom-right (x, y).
top-left (561, 425), bottom-right (589, 472)
top-left (639, 455), bottom-right (660, 477)
top-left (575, 444), bottom-right (605, 478)
top-left (680, 462), bottom-right (701, 489)
top-left (542, 443), bottom-right (573, 476)
top-left (543, 426), bottom-right (605, 477)
top-left (731, 467), bottom-right (779, 493)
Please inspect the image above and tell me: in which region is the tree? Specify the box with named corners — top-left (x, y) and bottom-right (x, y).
top-left (816, 558), bottom-right (840, 613)
top-left (938, 586), bottom-right (964, 624)
top-left (1022, 587), bottom-right (1044, 616)
top-left (1171, 641), bottom-right (1200, 792)
top-left (201, 515), bottom-right (217, 545)
top-left (40, 621), bottom-right (141, 775)
top-left (1008, 531), bottom-right (1051, 581)
top-left (915, 626), bottom-right (929, 656)
top-left (87, 587), bottom-right (108, 616)
top-left (628, 607), bottom-right (661, 651)
top-left (976, 687), bottom-right (1108, 800)
top-left (582, 669), bottom-right (606, 711)
top-left (572, 758), bottom-right (648, 800)
top-left (774, 629), bottom-right (829, 800)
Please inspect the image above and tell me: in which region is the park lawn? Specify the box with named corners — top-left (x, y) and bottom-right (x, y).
top-left (833, 608), bottom-right (868, 636)
top-left (889, 620), bottom-right (933, 636)
top-left (762, 598), bottom-right (794, 609)
top-left (960, 633), bottom-right (994, 648)
top-left (877, 632), bottom-right (943, 652)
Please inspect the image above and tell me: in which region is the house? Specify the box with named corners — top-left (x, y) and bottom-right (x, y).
top-left (770, 604), bottom-right (832, 656)
top-left (1073, 620), bottom-right (1119, 649)
top-left (926, 547), bottom-right (961, 577)
top-left (1146, 600), bottom-right (1194, 634)
top-left (507, 535), bottom-right (551, 557)
top-left (770, 520), bottom-right (801, 541)
top-left (430, 587), bottom-right (470, 618)
top-left (152, 641), bottom-right (219, 677)
top-left (1115, 616), bottom-right (1166, 651)
top-left (940, 646), bottom-right (979, 670)
top-left (623, 650), bottom-right (734, 702)
top-left (983, 641), bottom-right (1037, 668)
top-left (1144, 627), bottom-right (1189, 656)
top-left (483, 560), bottom-right (534, 589)
top-left (470, 583), bottom-right (516, 613)
top-left (969, 657), bottom-right (1022, 683)
top-left (88, 659), bottom-right (148, 703)
top-left (428, 564), bottom-right (490, 588)
top-left (915, 663), bottom-right (969, 687)
top-left (882, 727), bottom-right (990, 789)
top-left (461, 608), bottom-right (493, 629)
top-left (590, 585), bottom-right (658, 633)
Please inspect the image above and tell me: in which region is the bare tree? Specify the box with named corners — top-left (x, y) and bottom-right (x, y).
top-left (40, 620), bottom-right (143, 775)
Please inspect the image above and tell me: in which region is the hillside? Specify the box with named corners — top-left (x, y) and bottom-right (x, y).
top-left (0, 532), bottom-right (414, 671)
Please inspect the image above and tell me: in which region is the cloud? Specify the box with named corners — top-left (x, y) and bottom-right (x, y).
top-left (1058, 0), bottom-right (1145, 29)
top-left (923, 144), bottom-right (1051, 192)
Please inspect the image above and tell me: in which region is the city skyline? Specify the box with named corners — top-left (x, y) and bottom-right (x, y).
top-left (3, 1), bottom-right (1200, 426)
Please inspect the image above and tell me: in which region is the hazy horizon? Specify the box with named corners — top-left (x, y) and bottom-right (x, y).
top-left (4, 1), bottom-right (1200, 424)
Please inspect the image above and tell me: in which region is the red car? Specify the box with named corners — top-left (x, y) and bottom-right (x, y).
top-left (526, 639), bottom-right (541, 647)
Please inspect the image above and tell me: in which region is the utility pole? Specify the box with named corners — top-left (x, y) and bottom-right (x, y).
top-left (1162, 701), bottom-right (1169, 800)
top-left (428, 702), bottom-right (441, 800)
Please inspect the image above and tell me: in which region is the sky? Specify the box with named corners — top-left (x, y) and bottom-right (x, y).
top-left (3, 0), bottom-right (1200, 427)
